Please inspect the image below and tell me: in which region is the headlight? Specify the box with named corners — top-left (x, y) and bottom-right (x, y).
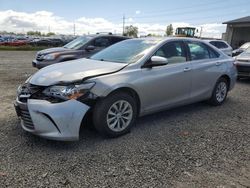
top-left (43, 53), bottom-right (59, 60)
top-left (43, 82), bottom-right (95, 100)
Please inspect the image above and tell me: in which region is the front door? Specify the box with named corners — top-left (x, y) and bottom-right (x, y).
top-left (140, 41), bottom-right (192, 112)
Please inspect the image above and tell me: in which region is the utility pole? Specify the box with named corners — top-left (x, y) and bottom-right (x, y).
top-left (73, 23), bottom-right (76, 36)
top-left (200, 26), bottom-right (203, 38)
top-left (122, 14), bottom-right (125, 36)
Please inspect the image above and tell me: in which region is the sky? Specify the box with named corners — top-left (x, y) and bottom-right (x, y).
top-left (0, 0), bottom-right (249, 38)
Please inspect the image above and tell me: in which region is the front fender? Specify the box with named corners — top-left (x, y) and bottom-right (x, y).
top-left (92, 83), bottom-right (140, 98)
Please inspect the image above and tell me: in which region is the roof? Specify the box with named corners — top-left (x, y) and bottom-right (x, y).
top-left (223, 16), bottom-right (250, 24)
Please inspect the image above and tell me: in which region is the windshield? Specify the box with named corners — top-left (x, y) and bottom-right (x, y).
top-left (240, 42), bottom-right (250, 50)
top-left (64, 36), bottom-right (92, 50)
top-left (90, 39), bottom-right (159, 64)
top-left (245, 47), bottom-right (250, 53)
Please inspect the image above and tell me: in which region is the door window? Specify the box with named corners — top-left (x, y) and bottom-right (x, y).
top-left (94, 37), bottom-right (110, 47)
top-left (187, 42), bottom-right (210, 60)
top-left (110, 37), bottom-right (126, 45)
top-left (155, 41), bottom-right (187, 64)
top-left (187, 41), bottom-right (220, 60)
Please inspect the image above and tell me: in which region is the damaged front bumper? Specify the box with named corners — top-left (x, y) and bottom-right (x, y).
top-left (14, 98), bottom-right (90, 141)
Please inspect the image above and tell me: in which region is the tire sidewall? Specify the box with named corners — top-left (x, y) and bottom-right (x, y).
top-left (211, 78), bottom-right (228, 105)
top-left (93, 92), bottom-right (137, 137)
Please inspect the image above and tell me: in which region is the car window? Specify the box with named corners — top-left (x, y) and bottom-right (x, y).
top-left (64, 36), bottom-right (92, 50)
top-left (240, 42), bottom-right (250, 50)
top-left (187, 42), bottom-right (210, 60)
top-left (91, 39), bottom-right (159, 64)
top-left (155, 41), bottom-right (187, 64)
top-left (210, 41), bottom-right (228, 49)
top-left (110, 37), bottom-right (126, 45)
top-left (94, 37), bottom-right (110, 47)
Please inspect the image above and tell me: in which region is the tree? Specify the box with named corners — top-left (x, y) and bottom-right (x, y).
top-left (27, 31), bottom-right (42, 36)
top-left (147, 33), bottom-right (162, 37)
top-left (124, 25), bottom-right (138, 38)
top-left (46, 32), bottom-right (56, 37)
top-left (166, 24), bottom-right (174, 36)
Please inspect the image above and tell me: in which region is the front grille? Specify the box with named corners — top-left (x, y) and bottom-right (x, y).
top-left (36, 54), bottom-right (44, 61)
top-left (20, 108), bottom-right (34, 130)
top-left (18, 84), bottom-right (44, 103)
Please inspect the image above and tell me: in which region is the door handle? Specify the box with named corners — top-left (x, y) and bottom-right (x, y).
top-left (216, 62), bottom-right (222, 66)
top-left (183, 67), bottom-right (191, 72)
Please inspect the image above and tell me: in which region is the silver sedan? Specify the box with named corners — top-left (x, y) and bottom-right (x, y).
top-left (15, 37), bottom-right (237, 141)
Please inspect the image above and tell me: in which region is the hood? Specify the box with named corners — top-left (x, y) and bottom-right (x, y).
top-left (29, 58), bottom-right (126, 86)
top-left (38, 47), bottom-right (73, 55)
top-left (237, 52), bottom-right (250, 60)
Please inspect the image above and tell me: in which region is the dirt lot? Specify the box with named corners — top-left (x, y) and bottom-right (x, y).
top-left (0, 51), bottom-right (249, 187)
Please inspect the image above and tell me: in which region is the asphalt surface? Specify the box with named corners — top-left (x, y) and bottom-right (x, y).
top-left (0, 51), bottom-right (249, 187)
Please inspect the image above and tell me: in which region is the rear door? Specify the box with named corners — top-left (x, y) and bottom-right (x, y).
top-left (185, 41), bottom-right (224, 100)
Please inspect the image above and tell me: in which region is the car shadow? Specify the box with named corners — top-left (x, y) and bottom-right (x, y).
top-left (237, 78), bottom-right (250, 84)
top-left (21, 99), bottom-right (228, 151)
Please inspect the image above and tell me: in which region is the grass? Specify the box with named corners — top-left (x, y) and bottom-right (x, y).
top-left (0, 45), bottom-right (49, 51)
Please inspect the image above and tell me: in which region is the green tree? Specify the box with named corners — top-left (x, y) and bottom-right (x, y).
top-left (46, 32), bottom-right (56, 37)
top-left (166, 24), bottom-right (174, 36)
top-left (27, 31), bottom-right (42, 36)
top-left (124, 25), bottom-right (138, 38)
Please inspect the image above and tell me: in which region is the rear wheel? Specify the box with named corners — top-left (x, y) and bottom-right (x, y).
top-left (93, 92), bottom-right (137, 137)
top-left (208, 77), bottom-right (228, 106)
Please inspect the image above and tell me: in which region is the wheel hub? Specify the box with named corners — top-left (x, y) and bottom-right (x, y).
top-left (106, 100), bottom-right (133, 132)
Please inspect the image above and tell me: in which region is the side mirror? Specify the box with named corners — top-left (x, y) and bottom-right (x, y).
top-left (143, 56), bottom-right (168, 68)
top-left (85, 45), bottom-right (95, 51)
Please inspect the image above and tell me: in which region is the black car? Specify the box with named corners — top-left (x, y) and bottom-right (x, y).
top-left (32, 34), bottom-right (129, 69)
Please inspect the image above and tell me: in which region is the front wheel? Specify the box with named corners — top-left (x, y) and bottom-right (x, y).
top-left (208, 77), bottom-right (228, 106)
top-left (93, 92), bottom-right (137, 137)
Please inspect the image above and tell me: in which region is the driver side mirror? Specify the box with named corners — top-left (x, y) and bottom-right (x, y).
top-left (142, 56), bottom-right (168, 68)
top-left (85, 45), bottom-right (95, 51)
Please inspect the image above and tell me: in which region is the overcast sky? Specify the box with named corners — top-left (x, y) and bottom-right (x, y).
top-left (0, 0), bottom-right (249, 38)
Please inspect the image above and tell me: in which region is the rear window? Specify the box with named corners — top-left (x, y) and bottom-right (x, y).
top-left (210, 41), bottom-right (228, 49)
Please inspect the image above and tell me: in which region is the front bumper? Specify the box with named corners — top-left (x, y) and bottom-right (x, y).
top-left (14, 98), bottom-right (90, 141)
top-left (236, 62), bottom-right (250, 77)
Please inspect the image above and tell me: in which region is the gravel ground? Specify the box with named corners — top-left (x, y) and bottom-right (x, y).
top-left (0, 51), bottom-right (249, 188)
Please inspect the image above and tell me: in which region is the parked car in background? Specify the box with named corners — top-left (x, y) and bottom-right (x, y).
top-left (32, 34), bottom-right (129, 69)
top-left (232, 42), bottom-right (250, 57)
top-left (235, 46), bottom-right (250, 79)
top-left (205, 40), bottom-right (233, 56)
top-left (15, 37), bottom-right (237, 141)
top-left (29, 38), bottom-right (65, 47)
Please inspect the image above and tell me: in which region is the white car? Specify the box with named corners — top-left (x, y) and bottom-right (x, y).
top-left (205, 40), bottom-right (233, 56)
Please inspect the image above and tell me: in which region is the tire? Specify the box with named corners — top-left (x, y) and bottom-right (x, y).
top-left (93, 92), bottom-right (137, 137)
top-left (208, 77), bottom-right (228, 106)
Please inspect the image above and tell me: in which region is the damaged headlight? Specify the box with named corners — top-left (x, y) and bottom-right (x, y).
top-left (43, 82), bottom-right (95, 100)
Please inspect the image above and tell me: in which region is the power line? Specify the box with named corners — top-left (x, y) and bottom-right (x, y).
top-left (127, 0), bottom-right (223, 18)
top-left (127, 2), bottom-right (249, 21)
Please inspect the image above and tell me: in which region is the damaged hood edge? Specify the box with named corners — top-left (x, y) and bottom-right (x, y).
top-left (29, 58), bottom-right (127, 86)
